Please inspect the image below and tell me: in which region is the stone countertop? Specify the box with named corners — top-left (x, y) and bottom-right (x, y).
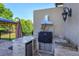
top-left (12, 36), bottom-right (35, 44)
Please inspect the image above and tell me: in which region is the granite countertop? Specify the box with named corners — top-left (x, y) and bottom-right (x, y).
top-left (22, 36), bottom-right (35, 43)
top-left (13, 36), bottom-right (35, 44)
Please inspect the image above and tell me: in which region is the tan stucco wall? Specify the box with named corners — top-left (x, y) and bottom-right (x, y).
top-left (64, 3), bottom-right (79, 45)
top-left (34, 3), bottom-right (79, 46)
top-left (33, 7), bottom-right (64, 37)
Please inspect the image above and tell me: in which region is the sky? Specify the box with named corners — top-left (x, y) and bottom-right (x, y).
top-left (4, 3), bottom-right (55, 22)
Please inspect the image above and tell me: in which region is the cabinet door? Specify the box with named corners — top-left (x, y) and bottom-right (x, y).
top-left (25, 41), bottom-right (32, 56)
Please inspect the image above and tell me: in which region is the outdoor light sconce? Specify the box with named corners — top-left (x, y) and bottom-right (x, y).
top-left (62, 7), bottom-right (72, 22)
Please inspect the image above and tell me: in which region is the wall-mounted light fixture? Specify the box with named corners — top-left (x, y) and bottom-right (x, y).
top-left (62, 7), bottom-right (72, 22)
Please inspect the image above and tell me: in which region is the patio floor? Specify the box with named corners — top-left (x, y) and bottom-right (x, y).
top-left (0, 37), bottom-right (79, 56)
top-left (0, 40), bottom-right (12, 56)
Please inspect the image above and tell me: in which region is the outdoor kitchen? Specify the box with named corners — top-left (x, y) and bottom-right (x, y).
top-left (1, 3), bottom-right (79, 56)
top-left (33, 4), bottom-right (79, 56)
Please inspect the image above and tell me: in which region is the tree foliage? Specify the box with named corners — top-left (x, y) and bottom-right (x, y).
top-left (0, 3), bottom-right (13, 20)
top-left (20, 19), bottom-right (33, 35)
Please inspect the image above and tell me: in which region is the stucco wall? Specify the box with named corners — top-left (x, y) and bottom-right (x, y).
top-left (33, 7), bottom-right (64, 38)
top-left (33, 3), bottom-right (79, 46)
top-left (64, 3), bottom-right (79, 45)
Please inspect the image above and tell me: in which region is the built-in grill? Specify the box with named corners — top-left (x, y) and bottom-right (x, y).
top-left (37, 15), bottom-right (54, 55)
top-left (38, 31), bottom-right (53, 43)
top-left (38, 31), bottom-right (53, 55)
